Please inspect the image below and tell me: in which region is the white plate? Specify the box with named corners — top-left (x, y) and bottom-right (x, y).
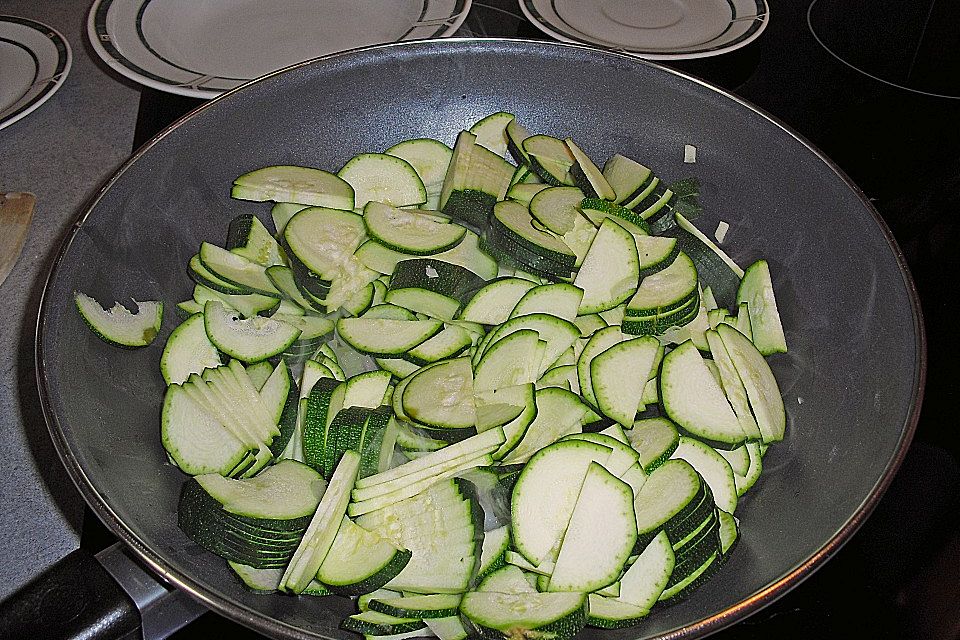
top-left (519, 0), bottom-right (769, 60)
top-left (0, 16), bottom-right (71, 131)
top-left (88, 0), bottom-right (472, 99)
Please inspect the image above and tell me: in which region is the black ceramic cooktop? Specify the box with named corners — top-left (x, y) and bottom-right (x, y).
top-left (84, 1), bottom-right (960, 638)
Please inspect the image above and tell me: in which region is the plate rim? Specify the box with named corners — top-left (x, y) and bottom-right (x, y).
top-left (0, 15), bottom-right (72, 132)
top-left (518, 0), bottom-right (770, 60)
top-left (35, 37), bottom-right (924, 640)
top-left (86, 0), bottom-right (474, 99)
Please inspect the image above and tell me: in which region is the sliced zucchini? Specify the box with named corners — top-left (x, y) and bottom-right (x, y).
top-left (75, 293), bottom-right (163, 348)
top-left (385, 138), bottom-right (453, 210)
top-left (232, 165), bottom-right (354, 209)
top-left (363, 202), bottom-right (465, 255)
top-left (317, 516), bottom-right (411, 595)
top-left (337, 318), bottom-right (443, 357)
top-left (660, 340), bottom-right (745, 448)
top-left (203, 301), bottom-right (300, 363)
top-left (460, 591), bottom-right (587, 640)
top-left (160, 312), bottom-right (221, 384)
top-left (548, 462), bottom-right (636, 592)
top-left (339, 153), bottom-right (426, 209)
top-left (574, 218), bottom-right (640, 314)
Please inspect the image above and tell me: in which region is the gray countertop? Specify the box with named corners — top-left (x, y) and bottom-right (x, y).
top-left (0, 0), bottom-right (140, 602)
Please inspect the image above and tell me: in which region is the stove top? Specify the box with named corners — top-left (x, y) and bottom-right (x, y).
top-left (84, 1), bottom-right (959, 638)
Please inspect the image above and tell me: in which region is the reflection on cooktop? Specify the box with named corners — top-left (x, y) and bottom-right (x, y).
top-left (808, 0), bottom-right (960, 99)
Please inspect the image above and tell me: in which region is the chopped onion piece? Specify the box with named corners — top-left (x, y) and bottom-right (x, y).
top-left (715, 221), bottom-right (730, 244)
top-left (683, 144), bottom-right (697, 163)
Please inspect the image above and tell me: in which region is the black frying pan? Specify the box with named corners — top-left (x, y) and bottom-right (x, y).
top-left (28, 38), bottom-right (923, 639)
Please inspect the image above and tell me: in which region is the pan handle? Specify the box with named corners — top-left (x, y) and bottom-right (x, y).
top-left (0, 543), bottom-right (207, 640)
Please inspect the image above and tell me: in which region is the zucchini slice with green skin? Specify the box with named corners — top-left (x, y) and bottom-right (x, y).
top-left (602, 154), bottom-right (654, 205)
top-left (548, 462), bottom-right (637, 592)
top-left (500, 387), bottom-right (592, 465)
top-left (574, 218), bottom-right (640, 315)
top-left (75, 293), bottom-right (163, 348)
top-left (590, 335), bottom-right (661, 426)
top-left (284, 206), bottom-right (367, 282)
top-left (626, 417), bottom-right (681, 474)
top-left (634, 235), bottom-right (681, 279)
top-left (302, 378), bottom-right (343, 475)
top-left (336, 318), bottom-right (443, 357)
top-left (425, 617), bottom-right (469, 640)
top-left (385, 138), bottom-right (453, 210)
top-left (460, 591), bottom-right (588, 640)
top-left (199, 242), bottom-right (281, 297)
top-left (659, 340), bottom-right (746, 448)
top-left (736, 259), bottom-right (788, 355)
top-left (368, 593), bottom-right (462, 619)
top-left (270, 202), bottom-right (308, 236)
top-left (716, 323), bottom-right (786, 443)
top-left (507, 182), bottom-right (550, 207)
top-left (577, 325), bottom-right (624, 408)
top-left (479, 313), bottom-right (580, 379)
top-left (718, 509), bottom-right (740, 558)
top-left (339, 153), bottom-right (427, 209)
top-left (389, 258), bottom-right (485, 305)
top-left (705, 329), bottom-right (763, 441)
top-left (189, 253), bottom-right (245, 295)
top-left (160, 312), bottom-right (221, 385)
top-left (509, 283), bottom-right (583, 322)
top-left (477, 564), bottom-right (538, 594)
top-left (473, 329), bottom-right (542, 393)
top-left (399, 356), bottom-right (475, 430)
top-left (459, 277), bottom-right (537, 325)
top-left (342, 610), bottom-right (426, 636)
top-left (429, 230), bottom-right (498, 281)
top-left (317, 516), bottom-right (412, 595)
top-left (671, 436), bottom-right (738, 514)
top-left (280, 450), bottom-right (361, 593)
top-left (492, 200), bottom-right (576, 266)
top-left (355, 426), bottom-right (504, 491)
top-left (566, 139), bottom-right (616, 201)
top-left (476, 525), bottom-right (510, 580)
top-left (404, 324), bottom-right (472, 366)
top-left (203, 301), bottom-right (300, 363)
top-left (523, 134), bottom-right (576, 186)
top-left (734, 441), bottom-right (764, 496)
top-left (161, 384), bottom-right (249, 476)
top-left (579, 198), bottom-right (651, 236)
top-left (469, 111), bottom-right (515, 158)
top-left (529, 186), bottom-right (584, 235)
top-left (231, 165), bottom-right (354, 210)
top-left (511, 439), bottom-right (615, 565)
top-left (363, 202), bottom-right (466, 255)
top-left (225, 214), bottom-right (284, 267)
top-left (617, 530), bottom-right (675, 609)
top-left (192, 285), bottom-right (280, 319)
top-left (586, 594), bottom-right (650, 629)
top-left (626, 251), bottom-right (699, 316)
top-left (632, 459), bottom-right (705, 547)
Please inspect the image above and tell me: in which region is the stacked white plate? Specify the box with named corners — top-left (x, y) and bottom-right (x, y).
top-left (519, 0), bottom-right (769, 60)
top-left (0, 16), bottom-right (71, 131)
top-left (88, 0), bottom-right (472, 98)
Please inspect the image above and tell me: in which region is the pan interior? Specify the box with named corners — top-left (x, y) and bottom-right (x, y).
top-left (37, 39), bottom-right (921, 640)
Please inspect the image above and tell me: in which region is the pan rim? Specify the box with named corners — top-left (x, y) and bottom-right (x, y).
top-left (34, 36), bottom-right (925, 640)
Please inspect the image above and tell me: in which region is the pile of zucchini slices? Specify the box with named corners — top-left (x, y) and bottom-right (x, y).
top-left (154, 111), bottom-right (788, 640)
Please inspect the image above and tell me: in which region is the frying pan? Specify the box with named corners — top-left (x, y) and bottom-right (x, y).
top-left (23, 38), bottom-right (923, 639)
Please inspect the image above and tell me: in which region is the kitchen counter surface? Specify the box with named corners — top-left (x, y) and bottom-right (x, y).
top-left (0, 0), bottom-right (139, 602)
